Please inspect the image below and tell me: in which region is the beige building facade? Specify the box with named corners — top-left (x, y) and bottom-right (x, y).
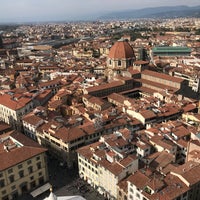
top-left (0, 131), bottom-right (48, 200)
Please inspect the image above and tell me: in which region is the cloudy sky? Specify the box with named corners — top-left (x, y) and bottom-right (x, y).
top-left (0, 0), bottom-right (200, 22)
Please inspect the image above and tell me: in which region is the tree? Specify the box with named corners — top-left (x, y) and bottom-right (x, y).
top-left (0, 35), bottom-right (3, 48)
top-left (195, 28), bottom-right (200, 35)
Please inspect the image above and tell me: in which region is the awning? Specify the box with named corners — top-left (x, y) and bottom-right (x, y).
top-left (30, 182), bottom-right (51, 198)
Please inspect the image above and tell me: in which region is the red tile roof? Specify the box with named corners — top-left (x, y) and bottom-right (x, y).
top-left (127, 170), bottom-right (150, 189)
top-left (0, 131), bottom-right (47, 171)
top-left (0, 93), bottom-right (32, 110)
top-left (142, 70), bottom-right (184, 83)
top-left (108, 40), bottom-right (135, 59)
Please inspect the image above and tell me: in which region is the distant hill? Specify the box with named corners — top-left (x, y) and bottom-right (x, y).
top-left (99, 5), bottom-right (200, 20)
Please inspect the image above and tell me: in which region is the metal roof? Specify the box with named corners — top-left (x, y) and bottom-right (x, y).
top-left (152, 46), bottom-right (191, 53)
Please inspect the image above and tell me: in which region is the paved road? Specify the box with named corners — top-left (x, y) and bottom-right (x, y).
top-left (21, 156), bottom-right (105, 200)
top-left (55, 177), bottom-right (104, 200)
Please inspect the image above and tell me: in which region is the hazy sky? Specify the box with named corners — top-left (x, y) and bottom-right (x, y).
top-left (0, 0), bottom-right (200, 22)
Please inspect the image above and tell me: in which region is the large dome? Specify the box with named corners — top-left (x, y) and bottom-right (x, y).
top-left (108, 39), bottom-right (135, 59)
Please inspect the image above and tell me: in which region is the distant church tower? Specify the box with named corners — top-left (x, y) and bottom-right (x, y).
top-left (106, 39), bottom-right (136, 80)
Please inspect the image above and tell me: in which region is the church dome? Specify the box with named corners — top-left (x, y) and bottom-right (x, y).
top-left (108, 39), bottom-right (135, 59)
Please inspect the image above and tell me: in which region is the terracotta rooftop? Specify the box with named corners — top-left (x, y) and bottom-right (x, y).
top-left (39, 121), bottom-right (86, 143)
top-left (108, 40), bottom-right (135, 59)
top-left (85, 80), bottom-right (124, 93)
top-left (22, 114), bottom-right (43, 126)
top-left (171, 161), bottom-right (200, 186)
top-left (0, 93), bottom-right (32, 110)
top-left (147, 174), bottom-right (189, 200)
top-left (142, 70), bottom-right (184, 83)
top-left (127, 170), bottom-right (150, 189)
top-left (0, 131), bottom-right (47, 171)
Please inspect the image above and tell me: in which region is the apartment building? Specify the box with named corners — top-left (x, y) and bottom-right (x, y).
top-left (171, 161), bottom-right (200, 200)
top-left (82, 94), bottom-right (112, 111)
top-left (39, 78), bottom-right (62, 95)
top-left (36, 120), bottom-right (86, 168)
top-left (186, 140), bottom-right (200, 163)
top-left (0, 92), bottom-right (34, 131)
top-left (169, 66), bottom-right (200, 93)
top-left (0, 131), bottom-right (48, 200)
top-left (127, 170), bottom-right (190, 200)
top-left (22, 112), bottom-right (45, 141)
top-left (144, 120), bottom-right (192, 163)
top-left (77, 129), bottom-right (139, 199)
top-left (36, 113), bottom-right (131, 169)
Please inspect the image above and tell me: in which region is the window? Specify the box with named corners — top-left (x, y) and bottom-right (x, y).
top-left (37, 162), bottom-right (41, 170)
top-left (119, 191), bottom-right (122, 196)
top-left (0, 179), bottom-right (5, 187)
top-left (39, 177), bottom-right (44, 185)
top-left (38, 172), bottom-right (42, 176)
top-left (2, 190), bottom-right (6, 195)
top-left (8, 168), bottom-right (13, 174)
top-left (30, 181), bottom-right (36, 188)
top-left (28, 166), bottom-right (33, 174)
top-left (11, 185), bottom-right (16, 190)
top-left (36, 156), bottom-right (40, 161)
top-left (27, 160), bottom-right (32, 165)
top-left (0, 173), bottom-right (2, 178)
top-left (18, 164), bottom-right (22, 169)
top-left (9, 175), bottom-right (14, 183)
top-left (118, 60), bottom-right (121, 66)
top-left (129, 194), bottom-right (133, 199)
top-left (2, 195), bottom-right (9, 200)
top-left (129, 188), bottom-right (133, 193)
top-left (136, 193), bottom-right (140, 198)
top-left (30, 176), bottom-right (34, 180)
top-left (19, 170), bottom-right (24, 178)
